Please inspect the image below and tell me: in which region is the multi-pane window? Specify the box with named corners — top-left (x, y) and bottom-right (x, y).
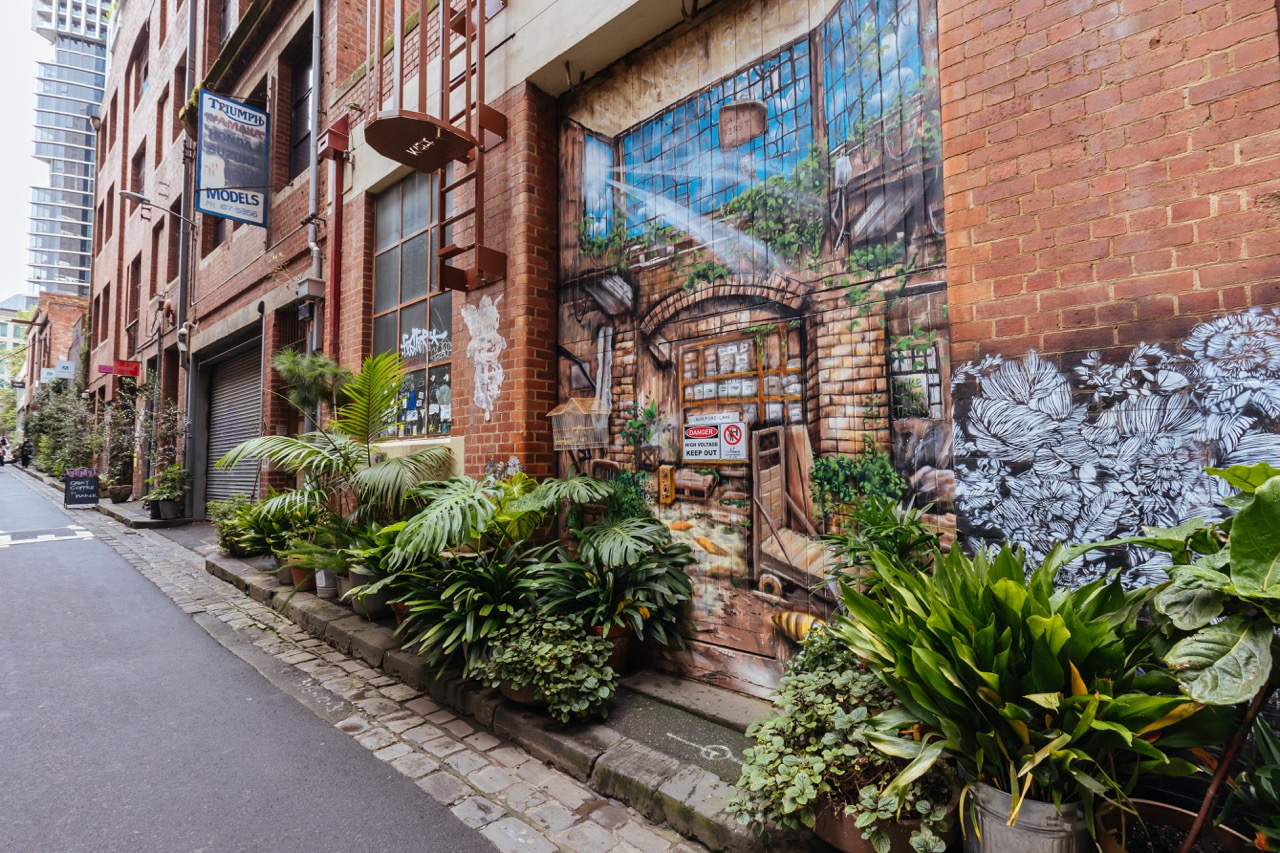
top-left (373, 172), bottom-right (453, 438)
top-left (619, 40), bottom-right (812, 234)
top-left (289, 55), bottom-right (313, 181)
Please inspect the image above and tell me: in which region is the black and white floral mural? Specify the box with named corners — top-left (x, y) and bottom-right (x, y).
top-left (952, 308), bottom-right (1280, 587)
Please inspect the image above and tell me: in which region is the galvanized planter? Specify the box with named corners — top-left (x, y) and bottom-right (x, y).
top-left (962, 783), bottom-right (1090, 853)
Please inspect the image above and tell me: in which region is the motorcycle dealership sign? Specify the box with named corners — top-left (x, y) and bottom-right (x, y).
top-left (196, 90), bottom-right (270, 227)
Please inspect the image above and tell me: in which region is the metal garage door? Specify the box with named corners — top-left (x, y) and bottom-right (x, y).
top-left (205, 347), bottom-right (263, 504)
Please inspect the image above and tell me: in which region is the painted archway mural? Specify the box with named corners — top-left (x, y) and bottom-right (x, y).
top-left (556, 0), bottom-right (948, 696)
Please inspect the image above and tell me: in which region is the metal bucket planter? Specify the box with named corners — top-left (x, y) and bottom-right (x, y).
top-left (963, 783), bottom-right (1090, 853)
top-left (315, 569), bottom-right (338, 600)
top-left (158, 499), bottom-right (182, 520)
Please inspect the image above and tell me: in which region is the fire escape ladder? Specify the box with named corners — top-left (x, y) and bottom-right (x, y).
top-left (362, 0), bottom-right (509, 292)
top-left (436, 0), bottom-right (507, 292)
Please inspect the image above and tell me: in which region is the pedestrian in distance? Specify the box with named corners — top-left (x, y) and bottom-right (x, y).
top-left (0, 436), bottom-right (7, 467)
top-left (19, 438), bottom-right (32, 468)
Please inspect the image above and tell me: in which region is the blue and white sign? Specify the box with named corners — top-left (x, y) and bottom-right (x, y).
top-left (196, 90), bottom-right (270, 227)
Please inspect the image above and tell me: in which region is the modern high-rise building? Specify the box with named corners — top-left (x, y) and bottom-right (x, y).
top-left (28, 0), bottom-right (109, 297)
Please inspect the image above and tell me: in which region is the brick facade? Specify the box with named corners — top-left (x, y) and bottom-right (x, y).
top-left (939, 0), bottom-right (1280, 361)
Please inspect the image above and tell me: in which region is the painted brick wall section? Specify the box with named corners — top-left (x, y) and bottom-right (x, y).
top-left (939, 0), bottom-right (1280, 362)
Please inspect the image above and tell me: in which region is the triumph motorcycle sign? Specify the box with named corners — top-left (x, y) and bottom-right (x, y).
top-left (196, 90), bottom-right (270, 227)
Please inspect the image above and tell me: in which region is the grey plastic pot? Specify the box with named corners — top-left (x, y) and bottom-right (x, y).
top-left (963, 783), bottom-right (1090, 853)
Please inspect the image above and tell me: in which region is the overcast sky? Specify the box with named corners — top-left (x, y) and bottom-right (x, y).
top-left (0, 23), bottom-right (53, 303)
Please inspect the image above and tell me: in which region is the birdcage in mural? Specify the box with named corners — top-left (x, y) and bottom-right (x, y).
top-left (549, 397), bottom-right (611, 450)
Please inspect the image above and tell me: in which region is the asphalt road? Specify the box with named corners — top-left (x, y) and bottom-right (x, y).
top-left (0, 466), bottom-right (497, 853)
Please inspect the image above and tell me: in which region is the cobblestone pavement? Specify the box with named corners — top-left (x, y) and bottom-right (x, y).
top-left (19, 475), bottom-right (708, 853)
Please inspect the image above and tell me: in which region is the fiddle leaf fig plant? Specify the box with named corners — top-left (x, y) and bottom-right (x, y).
top-left (1116, 463), bottom-right (1280, 706)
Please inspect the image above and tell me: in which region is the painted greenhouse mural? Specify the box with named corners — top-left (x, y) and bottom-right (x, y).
top-left (555, 0), bottom-right (948, 695)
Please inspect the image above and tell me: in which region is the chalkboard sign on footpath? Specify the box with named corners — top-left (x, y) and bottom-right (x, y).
top-left (64, 467), bottom-right (100, 508)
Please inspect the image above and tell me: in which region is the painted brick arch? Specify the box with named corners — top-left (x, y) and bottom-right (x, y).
top-left (638, 274), bottom-right (811, 337)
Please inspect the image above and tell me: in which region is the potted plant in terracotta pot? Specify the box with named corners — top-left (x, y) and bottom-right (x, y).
top-left (833, 544), bottom-right (1230, 853)
top-left (729, 625), bottom-right (956, 853)
top-left (534, 516), bottom-right (695, 673)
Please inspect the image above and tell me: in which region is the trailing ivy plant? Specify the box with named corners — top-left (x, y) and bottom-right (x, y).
top-left (478, 611), bottom-right (618, 723)
top-left (729, 626), bottom-right (954, 852)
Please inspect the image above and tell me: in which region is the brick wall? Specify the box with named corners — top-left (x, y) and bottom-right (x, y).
top-left (940, 0), bottom-right (1280, 361)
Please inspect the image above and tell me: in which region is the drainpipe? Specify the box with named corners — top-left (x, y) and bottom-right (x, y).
top-left (304, 0), bottom-right (324, 432)
top-left (179, 0), bottom-right (197, 517)
top-left (324, 135), bottom-right (346, 360)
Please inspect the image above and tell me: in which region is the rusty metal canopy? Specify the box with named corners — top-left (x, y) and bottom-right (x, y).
top-left (364, 109), bottom-right (476, 173)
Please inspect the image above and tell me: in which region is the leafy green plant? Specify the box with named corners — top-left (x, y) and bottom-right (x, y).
top-left (235, 491), bottom-right (328, 557)
top-left (535, 516), bottom-right (695, 647)
top-left (833, 544), bottom-right (1228, 833)
top-left (208, 495), bottom-right (256, 553)
top-left (218, 352), bottom-right (452, 526)
top-left (272, 348), bottom-right (353, 413)
top-left (143, 464), bottom-right (191, 501)
top-left (392, 542), bottom-right (551, 676)
top-left (619, 400), bottom-right (660, 449)
top-left (1110, 463), bottom-right (1280, 706)
top-left (729, 627), bottom-right (954, 852)
top-left (390, 472), bottom-right (611, 566)
top-left (721, 146), bottom-right (828, 264)
top-left (26, 380), bottom-right (99, 476)
top-left (605, 470), bottom-right (654, 522)
top-left (811, 450), bottom-right (907, 526)
top-left (1221, 718), bottom-right (1280, 850)
top-left (478, 611), bottom-right (618, 723)
top-left (820, 496), bottom-right (938, 594)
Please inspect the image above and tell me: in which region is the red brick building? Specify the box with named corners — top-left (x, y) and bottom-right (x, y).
top-left (87, 0), bottom-right (1280, 693)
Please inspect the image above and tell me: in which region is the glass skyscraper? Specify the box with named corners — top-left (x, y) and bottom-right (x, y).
top-left (28, 0), bottom-right (108, 297)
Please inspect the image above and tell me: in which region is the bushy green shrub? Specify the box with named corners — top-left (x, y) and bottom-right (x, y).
top-left (729, 627), bottom-right (954, 852)
top-left (478, 611), bottom-right (618, 723)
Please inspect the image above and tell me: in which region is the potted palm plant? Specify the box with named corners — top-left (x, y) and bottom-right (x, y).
top-left (534, 515), bottom-right (695, 671)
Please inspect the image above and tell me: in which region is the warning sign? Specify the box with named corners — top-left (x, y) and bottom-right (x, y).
top-left (682, 419), bottom-right (747, 462)
top-left (683, 424), bottom-right (722, 460)
top-left (720, 422), bottom-right (747, 460)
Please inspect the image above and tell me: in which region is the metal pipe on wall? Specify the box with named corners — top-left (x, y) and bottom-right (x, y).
top-left (179, 0), bottom-right (198, 517)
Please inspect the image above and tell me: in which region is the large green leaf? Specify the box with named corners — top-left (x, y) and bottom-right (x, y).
top-left (1164, 615), bottom-right (1274, 705)
top-left (1231, 476), bottom-right (1280, 600)
top-left (1206, 462), bottom-right (1280, 494)
top-left (1153, 564), bottom-right (1231, 630)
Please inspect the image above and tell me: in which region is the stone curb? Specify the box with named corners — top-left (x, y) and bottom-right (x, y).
top-left (199, 551), bottom-right (814, 853)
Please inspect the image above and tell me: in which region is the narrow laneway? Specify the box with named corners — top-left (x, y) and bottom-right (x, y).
top-left (0, 466), bottom-right (498, 853)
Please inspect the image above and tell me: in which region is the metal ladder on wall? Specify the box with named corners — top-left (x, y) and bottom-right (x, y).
top-left (364, 0), bottom-right (508, 292)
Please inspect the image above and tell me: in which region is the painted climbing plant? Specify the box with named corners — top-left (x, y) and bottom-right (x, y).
top-left (953, 308), bottom-right (1280, 587)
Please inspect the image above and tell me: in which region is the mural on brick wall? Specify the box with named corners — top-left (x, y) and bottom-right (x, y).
top-left (952, 308), bottom-right (1280, 588)
top-left (556, 0), bottom-right (946, 696)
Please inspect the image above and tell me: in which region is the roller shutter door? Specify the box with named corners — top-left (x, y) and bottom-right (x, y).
top-left (205, 347), bottom-right (262, 504)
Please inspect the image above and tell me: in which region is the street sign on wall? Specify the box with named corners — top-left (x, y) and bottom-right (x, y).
top-left (54, 359), bottom-right (75, 379)
top-left (196, 90), bottom-right (270, 227)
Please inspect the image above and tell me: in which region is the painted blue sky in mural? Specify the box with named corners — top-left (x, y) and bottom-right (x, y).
top-left (580, 0), bottom-right (930, 261)
top-left (822, 0), bottom-right (924, 149)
